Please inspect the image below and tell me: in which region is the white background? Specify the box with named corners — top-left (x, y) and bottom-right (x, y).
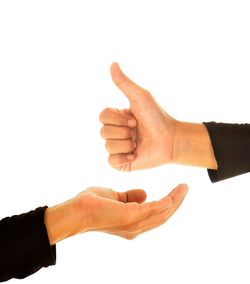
top-left (0, 0), bottom-right (250, 283)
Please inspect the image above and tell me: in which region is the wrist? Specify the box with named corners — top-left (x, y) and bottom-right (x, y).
top-left (44, 199), bottom-right (82, 245)
top-left (173, 121), bottom-right (218, 169)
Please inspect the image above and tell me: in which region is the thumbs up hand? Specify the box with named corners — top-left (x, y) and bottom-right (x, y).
top-left (99, 63), bottom-right (178, 171)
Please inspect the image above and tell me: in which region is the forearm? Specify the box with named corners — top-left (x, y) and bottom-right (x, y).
top-left (44, 198), bottom-right (87, 245)
top-left (173, 121), bottom-right (218, 169)
top-left (203, 122), bottom-right (250, 182)
top-left (0, 207), bottom-right (56, 281)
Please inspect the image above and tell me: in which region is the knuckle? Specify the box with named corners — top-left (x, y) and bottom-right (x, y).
top-left (109, 155), bottom-right (122, 170)
top-left (99, 108), bottom-right (112, 122)
top-left (130, 140), bottom-right (134, 147)
top-left (108, 155), bottom-right (113, 164)
top-left (100, 127), bottom-right (106, 138)
top-left (105, 140), bottom-right (112, 151)
top-left (108, 155), bottom-right (117, 166)
top-left (108, 155), bottom-right (115, 164)
top-left (99, 111), bottom-right (105, 122)
top-left (125, 128), bottom-right (132, 138)
top-left (127, 140), bottom-right (134, 150)
top-left (104, 107), bottom-right (113, 113)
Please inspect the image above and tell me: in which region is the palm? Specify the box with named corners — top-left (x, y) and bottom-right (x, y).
top-left (129, 102), bottom-right (175, 170)
top-left (75, 187), bottom-right (147, 230)
top-left (76, 188), bottom-right (125, 228)
top-left (74, 185), bottom-right (188, 240)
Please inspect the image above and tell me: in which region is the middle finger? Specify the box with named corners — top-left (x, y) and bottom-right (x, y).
top-left (101, 125), bottom-right (132, 139)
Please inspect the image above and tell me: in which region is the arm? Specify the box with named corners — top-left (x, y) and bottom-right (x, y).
top-left (0, 207), bottom-right (55, 282)
top-left (173, 121), bottom-right (218, 170)
top-left (0, 185), bottom-right (188, 281)
top-left (100, 62), bottom-right (250, 181)
top-left (203, 122), bottom-right (250, 182)
top-left (173, 121), bottom-right (250, 181)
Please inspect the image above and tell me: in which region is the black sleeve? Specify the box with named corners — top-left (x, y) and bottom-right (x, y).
top-left (203, 122), bottom-right (250, 182)
top-left (0, 207), bottom-right (56, 282)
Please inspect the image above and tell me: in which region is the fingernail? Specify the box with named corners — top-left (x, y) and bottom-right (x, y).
top-left (127, 154), bottom-right (135, 161)
top-left (128, 120), bottom-right (136, 127)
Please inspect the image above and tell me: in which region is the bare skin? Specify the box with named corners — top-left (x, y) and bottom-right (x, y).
top-left (44, 184), bottom-right (188, 245)
top-left (99, 63), bottom-right (218, 171)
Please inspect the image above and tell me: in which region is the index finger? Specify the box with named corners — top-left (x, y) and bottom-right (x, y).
top-left (99, 108), bottom-right (136, 127)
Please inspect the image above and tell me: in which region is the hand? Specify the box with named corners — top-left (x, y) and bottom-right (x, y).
top-left (45, 184), bottom-right (188, 244)
top-left (99, 62), bottom-right (178, 171)
top-left (100, 63), bottom-right (218, 171)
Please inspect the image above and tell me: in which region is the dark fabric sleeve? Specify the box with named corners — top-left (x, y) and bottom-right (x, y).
top-left (0, 207), bottom-right (56, 282)
top-left (203, 122), bottom-right (250, 182)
